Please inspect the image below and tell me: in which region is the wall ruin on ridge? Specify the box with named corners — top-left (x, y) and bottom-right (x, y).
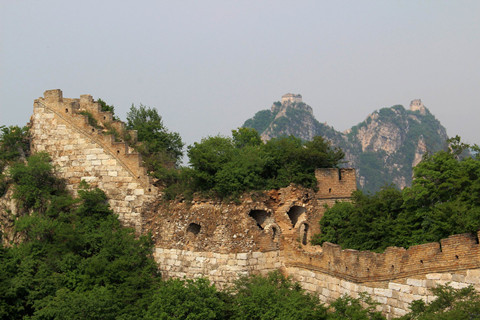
top-left (22, 89), bottom-right (480, 319)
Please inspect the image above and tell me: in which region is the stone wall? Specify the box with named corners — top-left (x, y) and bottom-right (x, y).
top-left (27, 89), bottom-right (480, 318)
top-left (148, 183), bottom-right (480, 318)
top-left (30, 89), bottom-right (156, 232)
top-left (287, 266), bottom-right (480, 318)
top-left (155, 248), bottom-right (283, 288)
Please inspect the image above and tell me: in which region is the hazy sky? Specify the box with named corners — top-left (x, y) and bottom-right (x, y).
top-left (1, 1), bottom-right (479, 148)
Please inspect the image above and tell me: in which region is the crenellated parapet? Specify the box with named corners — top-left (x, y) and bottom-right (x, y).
top-left (30, 89), bottom-right (157, 232)
top-left (286, 232), bottom-right (480, 283)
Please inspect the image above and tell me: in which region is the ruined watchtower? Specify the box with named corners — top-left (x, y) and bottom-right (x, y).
top-left (281, 93), bottom-right (302, 104)
top-left (409, 99), bottom-right (427, 115)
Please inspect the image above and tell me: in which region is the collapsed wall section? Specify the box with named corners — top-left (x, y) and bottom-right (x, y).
top-left (148, 183), bottom-right (480, 318)
top-left (30, 89), bottom-right (156, 232)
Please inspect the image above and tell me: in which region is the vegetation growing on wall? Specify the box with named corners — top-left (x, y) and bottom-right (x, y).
top-left (183, 128), bottom-right (344, 199)
top-left (312, 137), bottom-right (480, 252)
top-left (97, 98), bottom-right (118, 120)
top-left (125, 104), bottom-right (185, 186)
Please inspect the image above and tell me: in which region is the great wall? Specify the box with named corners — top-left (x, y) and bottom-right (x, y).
top-left (3, 89), bottom-right (480, 318)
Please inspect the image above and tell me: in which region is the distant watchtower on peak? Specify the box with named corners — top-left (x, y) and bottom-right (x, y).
top-left (281, 93), bottom-right (302, 104)
top-left (409, 99), bottom-right (427, 115)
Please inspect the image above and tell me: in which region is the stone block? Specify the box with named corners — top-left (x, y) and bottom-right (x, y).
top-left (252, 252), bottom-right (263, 259)
top-left (406, 279), bottom-right (425, 287)
top-left (374, 288), bottom-right (393, 298)
top-left (133, 189), bottom-right (144, 195)
top-left (392, 307), bottom-right (407, 317)
top-left (237, 253), bottom-right (248, 260)
top-left (303, 283), bottom-right (317, 292)
top-left (376, 296), bottom-right (387, 305)
top-left (450, 281), bottom-right (469, 289)
top-left (388, 282), bottom-right (403, 291)
top-left (426, 273), bottom-right (442, 280)
top-left (466, 271), bottom-right (480, 284)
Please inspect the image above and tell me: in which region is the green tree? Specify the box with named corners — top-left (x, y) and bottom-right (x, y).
top-left (328, 293), bottom-right (385, 320)
top-left (213, 145), bottom-right (266, 197)
top-left (126, 104), bottom-right (184, 164)
top-left (146, 278), bottom-right (230, 320)
top-left (187, 135), bottom-right (236, 192)
top-left (232, 127), bottom-right (262, 149)
top-left (313, 136), bottom-right (480, 252)
top-left (10, 152), bottom-right (67, 213)
top-left (0, 125), bottom-right (30, 172)
top-left (1, 153), bottom-right (160, 319)
top-left (230, 271), bottom-right (327, 320)
top-left (311, 187), bottom-right (404, 251)
top-left (186, 131), bottom-right (344, 198)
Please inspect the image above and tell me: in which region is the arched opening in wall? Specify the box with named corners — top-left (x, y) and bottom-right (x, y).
top-left (65, 108), bottom-right (69, 113)
top-left (249, 210), bottom-right (270, 230)
top-left (287, 206), bottom-right (306, 228)
top-left (300, 223), bottom-right (309, 245)
top-left (103, 116), bottom-right (106, 120)
top-left (272, 226), bottom-right (277, 239)
top-left (187, 223), bottom-right (201, 236)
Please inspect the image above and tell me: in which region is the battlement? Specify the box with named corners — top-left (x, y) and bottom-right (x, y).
top-left (30, 90), bottom-right (157, 232)
top-left (35, 90), bottom-right (145, 179)
top-left (281, 93), bottom-right (302, 104)
top-left (286, 231), bottom-right (480, 282)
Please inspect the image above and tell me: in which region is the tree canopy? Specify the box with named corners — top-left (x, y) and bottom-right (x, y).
top-left (126, 104), bottom-right (184, 184)
top-left (185, 129), bottom-right (344, 198)
top-left (313, 137), bottom-right (480, 251)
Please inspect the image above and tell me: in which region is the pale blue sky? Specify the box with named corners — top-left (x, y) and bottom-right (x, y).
top-left (1, 0), bottom-right (479, 147)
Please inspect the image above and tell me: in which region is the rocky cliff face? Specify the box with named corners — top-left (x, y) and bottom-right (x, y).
top-left (243, 98), bottom-right (448, 192)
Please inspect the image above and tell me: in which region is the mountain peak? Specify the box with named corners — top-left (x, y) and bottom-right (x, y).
top-left (243, 97), bottom-right (448, 192)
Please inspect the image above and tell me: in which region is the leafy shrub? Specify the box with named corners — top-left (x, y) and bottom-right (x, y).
top-left (79, 111), bottom-right (102, 129)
